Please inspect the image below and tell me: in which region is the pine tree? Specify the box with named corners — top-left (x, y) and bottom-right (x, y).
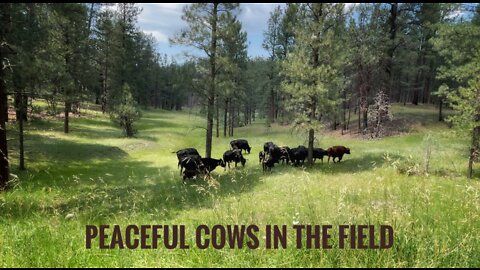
top-left (171, 3), bottom-right (240, 158)
top-left (110, 83), bottom-right (141, 137)
top-left (282, 3), bottom-right (347, 165)
top-left (432, 19), bottom-right (480, 178)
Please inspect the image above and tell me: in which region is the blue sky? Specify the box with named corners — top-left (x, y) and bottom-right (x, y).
top-left (135, 3), bottom-right (476, 63)
top-left (137, 3), bottom-right (286, 62)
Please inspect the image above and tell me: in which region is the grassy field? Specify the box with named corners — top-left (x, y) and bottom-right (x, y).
top-left (0, 103), bottom-right (479, 267)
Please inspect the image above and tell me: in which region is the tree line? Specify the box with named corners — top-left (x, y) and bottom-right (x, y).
top-left (0, 3), bottom-right (198, 189)
top-left (172, 3), bottom-right (480, 177)
top-left (1, 3), bottom-right (479, 189)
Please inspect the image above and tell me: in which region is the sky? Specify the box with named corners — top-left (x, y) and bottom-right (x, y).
top-left (137, 3), bottom-right (286, 62)
top-left (134, 3), bottom-right (476, 63)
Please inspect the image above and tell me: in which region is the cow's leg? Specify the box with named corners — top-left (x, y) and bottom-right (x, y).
top-left (338, 154), bottom-right (343, 162)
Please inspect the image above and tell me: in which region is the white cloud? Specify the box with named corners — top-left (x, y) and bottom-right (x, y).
top-left (239, 3), bottom-right (285, 35)
top-left (143, 30), bottom-right (169, 44)
top-left (138, 3), bottom-right (188, 44)
top-left (136, 3), bottom-right (282, 59)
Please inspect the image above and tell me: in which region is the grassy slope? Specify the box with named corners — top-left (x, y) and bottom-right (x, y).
top-left (0, 104), bottom-right (479, 267)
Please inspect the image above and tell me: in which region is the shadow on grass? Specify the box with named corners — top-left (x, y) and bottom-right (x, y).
top-left (8, 133), bottom-right (128, 166)
top-left (2, 124), bottom-right (401, 224)
top-left (3, 133), bottom-right (263, 222)
top-left (2, 161), bottom-right (263, 222)
top-left (250, 152), bottom-right (404, 175)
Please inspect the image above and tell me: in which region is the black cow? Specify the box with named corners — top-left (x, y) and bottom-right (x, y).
top-left (289, 146), bottom-right (308, 166)
top-left (259, 151), bottom-right (265, 164)
top-left (180, 155), bottom-right (205, 182)
top-left (263, 141), bottom-right (276, 153)
top-left (223, 149), bottom-right (246, 169)
top-left (269, 145), bottom-right (284, 161)
top-left (313, 148), bottom-right (328, 163)
top-left (174, 148), bottom-right (201, 173)
top-left (230, 139), bottom-right (251, 154)
top-left (201, 157), bottom-right (226, 174)
top-left (262, 154), bottom-right (278, 172)
top-left (279, 146), bottom-right (291, 164)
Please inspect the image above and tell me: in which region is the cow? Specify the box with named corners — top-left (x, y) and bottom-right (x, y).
top-left (263, 142), bottom-right (282, 160)
top-left (313, 148), bottom-right (328, 163)
top-left (327, 146), bottom-right (351, 163)
top-left (174, 148), bottom-right (201, 174)
top-left (201, 157), bottom-right (226, 175)
top-left (259, 151), bottom-right (265, 164)
top-left (262, 154), bottom-right (278, 172)
top-left (263, 141), bottom-right (276, 153)
top-left (279, 146), bottom-right (291, 164)
top-left (230, 139), bottom-right (252, 154)
top-left (289, 146), bottom-right (308, 166)
top-left (180, 155), bottom-right (205, 182)
top-left (223, 149), bottom-right (247, 169)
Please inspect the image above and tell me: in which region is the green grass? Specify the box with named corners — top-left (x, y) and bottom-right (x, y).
top-left (0, 103), bottom-right (479, 267)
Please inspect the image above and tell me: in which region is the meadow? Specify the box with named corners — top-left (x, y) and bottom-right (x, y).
top-left (0, 103), bottom-right (479, 267)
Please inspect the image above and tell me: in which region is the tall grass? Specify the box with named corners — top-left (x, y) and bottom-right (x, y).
top-left (0, 104), bottom-right (478, 267)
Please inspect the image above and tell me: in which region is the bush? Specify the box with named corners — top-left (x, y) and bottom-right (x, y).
top-left (367, 90), bottom-right (393, 138)
top-left (109, 83), bottom-right (141, 137)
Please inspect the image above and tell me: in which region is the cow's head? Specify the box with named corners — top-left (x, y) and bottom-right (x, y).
top-left (346, 148), bottom-right (351, 154)
top-left (219, 159), bottom-right (226, 168)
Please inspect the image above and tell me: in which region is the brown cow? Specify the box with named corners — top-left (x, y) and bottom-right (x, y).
top-left (327, 146), bottom-right (350, 163)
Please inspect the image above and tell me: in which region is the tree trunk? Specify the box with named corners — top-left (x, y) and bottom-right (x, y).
top-left (16, 90), bottom-right (25, 170)
top-left (206, 96), bottom-right (214, 158)
top-left (360, 85), bottom-right (368, 134)
top-left (244, 103), bottom-right (248, 126)
top-left (64, 100), bottom-right (70, 134)
top-left (236, 104), bottom-right (240, 127)
top-left (412, 85), bottom-right (420, 105)
top-left (308, 128), bottom-right (314, 166)
top-left (362, 108), bottom-right (368, 133)
top-left (205, 3), bottom-right (218, 158)
top-left (0, 2), bottom-right (12, 189)
top-left (0, 51), bottom-right (9, 191)
top-left (229, 98), bottom-right (234, 137)
top-left (19, 104), bottom-right (25, 170)
top-left (270, 87), bottom-right (275, 125)
top-left (215, 97), bottom-right (219, 138)
top-left (347, 98), bottom-right (352, 134)
top-left (412, 40), bottom-right (425, 106)
top-left (438, 99), bottom-right (443, 122)
top-left (385, 3), bottom-right (398, 102)
top-left (223, 98), bottom-right (228, 137)
top-left (468, 126), bottom-right (480, 179)
top-left (423, 73), bottom-right (431, 104)
top-left (342, 90), bottom-right (347, 135)
top-left (14, 92), bottom-right (27, 121)
top-left (357, 98), bottom-right (361, 132)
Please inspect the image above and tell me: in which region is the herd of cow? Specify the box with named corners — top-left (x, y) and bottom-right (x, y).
top-left (173, 139), bottom-right (351, 182)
